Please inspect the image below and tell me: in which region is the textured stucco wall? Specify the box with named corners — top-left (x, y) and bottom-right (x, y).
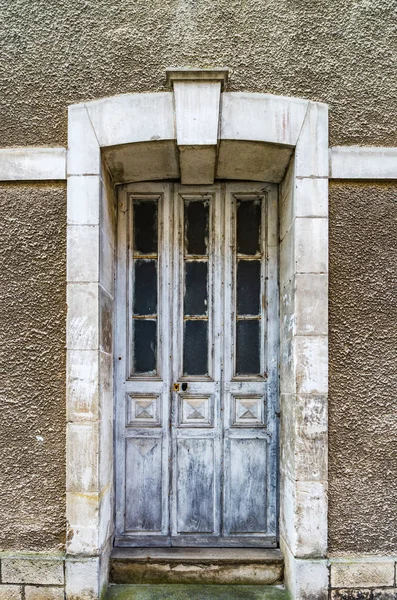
top-left (329, 182), bottom-right (397, 554)
top-left (1, 0), bottom-right (396, 148)
top-left (0, 183), bottom-right (66, 551)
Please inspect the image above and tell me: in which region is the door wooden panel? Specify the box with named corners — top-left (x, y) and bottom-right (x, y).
top-left (115, 182), bottom-right (278, 547)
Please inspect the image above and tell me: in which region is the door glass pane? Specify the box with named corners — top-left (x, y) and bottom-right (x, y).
top-left (134, 319), bottom-right (157, 374)
top-left (184, 261), bottom-right (208, 316)
top-left (183, 320), bottom-right (208, 376)
top-left (236, 320), bottom-right (260, 375)
top-left (237, 260), bottom-right (260, 315)
top-left (133, 200), bottom-right (158, 254)
top-left (183, 198), bottom-right (210, 376)
top-left (237, 199), bottom-right (261, 255)
top-left (131, 197), bottom-right (158, 376)
top-left (133, 260), bottom-right (157, 316)
top-left (185, 200), bottom-right (209, 255)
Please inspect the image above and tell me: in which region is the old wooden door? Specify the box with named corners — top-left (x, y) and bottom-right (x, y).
top-left (115, 182), bottom-right (278, 547)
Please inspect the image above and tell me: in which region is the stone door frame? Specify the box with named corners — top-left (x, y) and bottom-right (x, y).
top-left (65, 68), bottom-right (329, 599)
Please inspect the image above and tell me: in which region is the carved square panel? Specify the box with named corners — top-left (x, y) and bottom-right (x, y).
top-left (126, 394), bottom-right (161, 427)
top-left (232, 395), bottom-right (266, 427)
top-left (178, 395), bottom-right (213, 427)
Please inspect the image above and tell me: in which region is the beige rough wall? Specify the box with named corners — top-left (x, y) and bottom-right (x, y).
top-left (329, 182), bottom-right (397, 554)
top-left (1, 0), bottom-right (396, 147)
top-left (0, 183), bottom-right (66, 551)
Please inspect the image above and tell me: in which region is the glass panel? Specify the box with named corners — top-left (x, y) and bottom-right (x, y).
top-left (237, 200), bottom-right (261, 255)
top-left (185, 200), bottom-right (209, 255)
top-left (236, 320), bottom-right (260, 375)
top-left (183, 320), bottom-right (208, 376)
top-left (184, 261), bottom-right (208, 316)
top-left (237, 260), bottom-right (260, 316)
top-left (133, 259), bottom-right (157, 316)
top-left (133, 200), bottom-right (158, 254)
top-left (134, 319), bottom-right (157, 374)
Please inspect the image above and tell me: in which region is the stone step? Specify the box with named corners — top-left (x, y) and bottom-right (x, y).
top-left (110, 548), bottom-right (283, 585)
top-left (106, 584), bottom-right (288, 600)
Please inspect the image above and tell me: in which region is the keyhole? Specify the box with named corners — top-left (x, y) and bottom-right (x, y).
top-left (182, 383), bottom-right (188, 391)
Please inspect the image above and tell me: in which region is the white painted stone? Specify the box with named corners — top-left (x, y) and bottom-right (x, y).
top-left (330, 146), bottom-right (397, 179)
top-left (0, 585), bottom-right (22, 599)
top-left (66, 349), bottom-right (99, 421)
top-left (67, 226), bottom-right (99, 283)
top-left (1, 559), bottom-right (64, 585)
top-left (173, 81), bottom-right (221, 184)
top-left (280, 226), bottom-right (294, 289)
top-left (294, 558), bottom-right (329, 599)
top-left (66, 283), bottom-right (99, 350)
top-left (294, 481), bottom-right (328, 557)
top-left (66, 491), bottom-right (99, 528)
top-left (295, 394), bottom-right (328, 482)
top-left (65, 558), bottom-right (99, 600)
top-left (295, 101), bottom-right (329, 177)
top-left (0, 148), bottom-right (66, 181)
top-left (67, 525), bottom-right (99, 555)
top-left (331, 559), bottom-right (395, 588)
top-left (295, 217), bottom-right (328, 274)
top-left (295, 274), bottom-right (328, 335)
top-left (174, 81), bottom-right (221, 146)
top-left (67, 175), bottom-right (100, 225)
top-left (220, 92), bottom-right (308, 146)
top-left (294, 336), bottom-right (328, 394)
top-left (25, 586), bottom-right (64, 600)
top-left (98, 488), bottom-right (113, 549)
top-left (295, 177), bottom-right (328, 218)
top-left (280, 157), bottom-right (295, 239)
top-left (67, 104), bottom-right (100, 176)
top-left (66, 422), bottom-right (99, 493)
top-left (86, 93), bottom-right (175, 148)
top-left (100, 175), bottom-right (117, 251)
top-left (100, 229), bottom-right (115, 296)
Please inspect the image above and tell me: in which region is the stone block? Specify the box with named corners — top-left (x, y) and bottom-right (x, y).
top-left (331, 560), bottom-right (395, 588)
top-left (295, 101), bottom-right (328, 177)
top-left (67, 104), bottom-right (101, 176)
top-left (65, 558), bottom-right (99, 600)
top-left (66, 349), bottom-right (99, 422)
top-left (295, 274), bottom-right (328, 335)
top-left (294, 336), bottom-right (328, 394)
top-left (0, 585), bottom-right (22, 599)
top-left (295, 177), bottom-right (328, 218)
top-left (0, 148), bottom-right (66, 181)
top-left (280, 226), bottom-right (294, 289)
top-left (99, 287), bottom-right (113, 354)
top-left (295, 394), bottom-right (328, 482)
top-left (279, 158), bottom-right (295, 240)
top-left (86, 92), bottom-right (175, 148)
top-left (1, 559), bottom-right (64, 585)
top-left (295, 217), bottom-right (328, 274)
top-left (294, 481), bottom-right (328, 556)
top-left (329, 146), bottom-right (397, 180)
top-left (66, 491), bottom-right (99, 528)
top-left (66, 422), bottom-right (99, 493)
top-left (99, 228), bottom-right (115, 297)
top-left (331, 590), bottom-right (371, 600)
top-left (67, 175), bottom-right (100, 226)
top-left (67, 225), bottom-right (99, 283)
top-left (220, 92), bottom-right (308, 147)
top-left (372, 590), bottom-right (397, 600)
top-left (66, 283), bottom-right (99, 350)
top-left (25, 586), bottom-right (64, 600)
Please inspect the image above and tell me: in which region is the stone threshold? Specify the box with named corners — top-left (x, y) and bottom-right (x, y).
top-left (110, 548), bottom-right (284, 585)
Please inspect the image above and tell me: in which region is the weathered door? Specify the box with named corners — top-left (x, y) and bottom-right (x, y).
top-left (115, 182), bottom-right (278, 547)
